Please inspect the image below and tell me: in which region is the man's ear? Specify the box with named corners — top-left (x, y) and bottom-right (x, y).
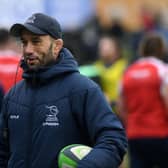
top-left (53, 39), bottom-right (63, 55)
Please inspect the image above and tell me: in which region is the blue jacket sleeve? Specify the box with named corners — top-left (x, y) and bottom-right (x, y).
top-left (0, 98), bottom-right (9, 168)
top-left (71, 86), bottom-right (128, 168)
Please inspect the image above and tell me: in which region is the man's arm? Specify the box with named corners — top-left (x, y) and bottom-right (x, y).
top-left (71, 86), bottom-right (128, 168)
top-left (0, 99), bottom-right (9, 168)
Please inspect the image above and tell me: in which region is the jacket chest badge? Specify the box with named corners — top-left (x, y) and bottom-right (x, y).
top-left (43, 105), bottom-right (59, 126)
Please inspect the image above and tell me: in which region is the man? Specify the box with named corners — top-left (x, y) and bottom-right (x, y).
top-left (119, 33), bottom-right (168, 168)
top-left (0, 13), bottom-right (127, 168)
top-left (95, 35), bottom-right (127, 113)
top-left (0, 28), bottom-right (22, 93)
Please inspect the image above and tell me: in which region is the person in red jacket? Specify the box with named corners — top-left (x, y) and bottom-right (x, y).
top-left (119, 33), bottom-right (168, 168)
top-left (0, 28), bottom-right (22, 93)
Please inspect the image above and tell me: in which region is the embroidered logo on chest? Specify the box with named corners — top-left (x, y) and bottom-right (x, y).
top-left (43, 105), bottom-right (59, 126)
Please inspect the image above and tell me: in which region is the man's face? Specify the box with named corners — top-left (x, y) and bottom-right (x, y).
top-left (99, 37), bottom-right (119, 64)
top-left (21, 30), bottom-right (56, 70)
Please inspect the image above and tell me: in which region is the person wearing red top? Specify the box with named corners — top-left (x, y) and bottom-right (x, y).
top-left (0, 28), bottom-right (22, 93)
top-left (119, 33), bottom-right (168, 168)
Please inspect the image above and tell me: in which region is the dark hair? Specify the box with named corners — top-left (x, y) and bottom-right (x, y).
top-left (139, 32), bottom-right (165, 59)
top-left (0, 28), bottom-right (10, 45)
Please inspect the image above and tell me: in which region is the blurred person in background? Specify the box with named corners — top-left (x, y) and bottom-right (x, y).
top-left (95, 35), bottom-right (128, 113)
top-left (0, 28), bottom-right (22, 93)
top-left (0, 13), bottom-right (127, 168)
top-left (119, 33), bottom-right (168, 168)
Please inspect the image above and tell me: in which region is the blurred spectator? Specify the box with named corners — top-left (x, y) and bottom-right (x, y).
top-left (119, 33), bottom-right (168, 168)
top-left (80, 17), bottom-right (127, 65)
top-left (140, 6), bottom-right (155, 32)
top-left (95, 35), bottom-right (128, 113)
top-left (80, 16), bottom-right (101, 64)
top-left (0, 28), bottom-right (22, 93)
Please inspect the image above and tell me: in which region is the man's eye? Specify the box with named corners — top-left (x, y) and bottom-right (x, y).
top-left (21, 41), bottom-right (27, 46)
top-left (32, 40), bottom-right (41, 44)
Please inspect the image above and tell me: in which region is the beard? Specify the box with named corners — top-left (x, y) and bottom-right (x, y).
top-left (40, 43), bottom-right (56, 67)
top-left (24, 43), bottom-right (56, 71)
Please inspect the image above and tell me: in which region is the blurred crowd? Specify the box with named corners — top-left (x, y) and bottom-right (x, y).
top-left (0, 1), bottom-right (168, 168)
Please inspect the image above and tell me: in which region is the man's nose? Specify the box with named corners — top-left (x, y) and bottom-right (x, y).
top-left (24, 42), bottom-right (34, 54)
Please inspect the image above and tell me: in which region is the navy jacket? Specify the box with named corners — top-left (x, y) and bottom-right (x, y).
top-left (0, 48), bottom-right (127, 168)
